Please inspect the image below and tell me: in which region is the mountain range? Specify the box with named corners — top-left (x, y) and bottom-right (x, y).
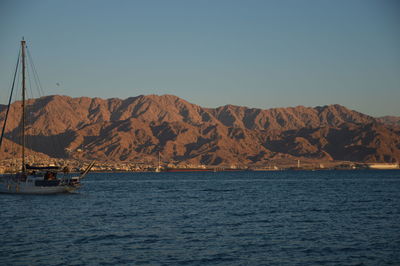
top-left (1, 94), bottom-right (399, 166)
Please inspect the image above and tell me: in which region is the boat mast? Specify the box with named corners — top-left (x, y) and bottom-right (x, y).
top-left (21, 38), bottom-right (26, 172)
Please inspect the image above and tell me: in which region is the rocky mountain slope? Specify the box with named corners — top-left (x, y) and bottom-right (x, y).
top-left (378, 116), bottom-right (400, 126)
top-left (1, 94), bottom-right (399, 165)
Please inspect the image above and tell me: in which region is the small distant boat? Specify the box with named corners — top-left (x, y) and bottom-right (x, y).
top-left (0, 39), bottom-right (94, 194)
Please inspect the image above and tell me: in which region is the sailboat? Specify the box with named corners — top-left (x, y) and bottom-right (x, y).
top-left (0, 39), bottom-right (94, 194)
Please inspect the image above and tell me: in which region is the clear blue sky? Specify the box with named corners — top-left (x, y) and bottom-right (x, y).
top-left (0, 0), bottom-right (399, 116)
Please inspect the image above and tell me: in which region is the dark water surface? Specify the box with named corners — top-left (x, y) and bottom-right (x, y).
top-left (1, 170), bottom-right (400, 265)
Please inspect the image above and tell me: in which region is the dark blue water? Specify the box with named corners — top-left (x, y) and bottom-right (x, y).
top-left (1, 170), bottom-right (400, 265)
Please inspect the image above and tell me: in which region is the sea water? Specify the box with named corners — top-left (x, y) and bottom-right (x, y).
top-left (1, 170), bottom-right (400, 265)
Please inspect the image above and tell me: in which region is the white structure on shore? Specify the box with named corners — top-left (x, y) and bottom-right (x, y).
top-left (368, 163), bottom-right (399, 170)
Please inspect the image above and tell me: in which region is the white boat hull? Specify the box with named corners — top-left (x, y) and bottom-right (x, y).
top-left (0, 182), bottom-right (77, 194)
top-left (0, 175), bottom-right (81, 194)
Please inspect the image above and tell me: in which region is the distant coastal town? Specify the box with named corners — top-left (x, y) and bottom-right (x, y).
top-left (0, 157), bottom-right (398, 174)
